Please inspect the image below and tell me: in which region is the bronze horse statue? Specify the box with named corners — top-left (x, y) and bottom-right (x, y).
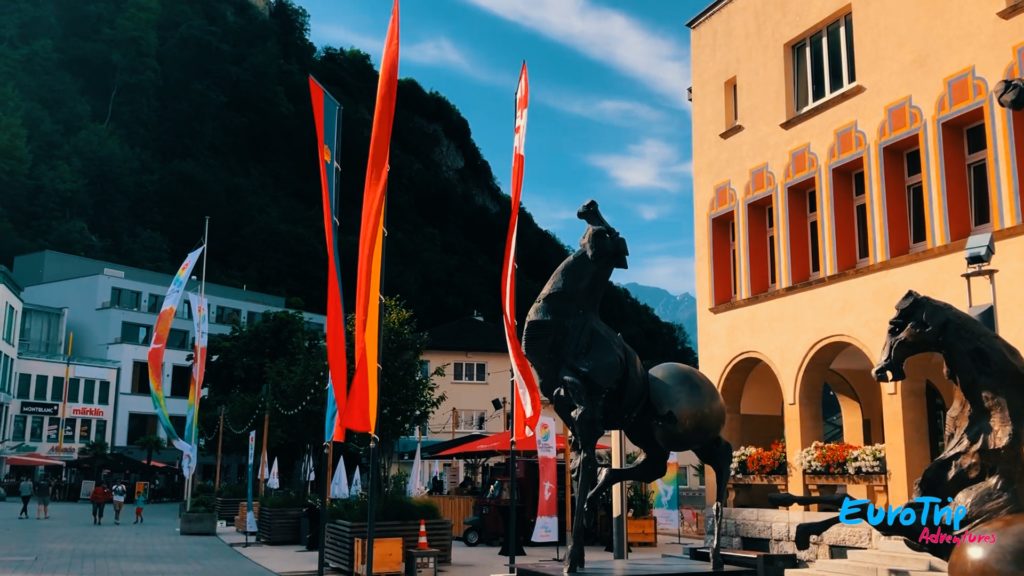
top-left (778, 291), bottom-right (1024, 572)
top-left (522, 200), bottom-right (733, 573)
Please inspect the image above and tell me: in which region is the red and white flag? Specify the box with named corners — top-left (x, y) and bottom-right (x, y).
top-left (501, 63), bottom-right (541, 440)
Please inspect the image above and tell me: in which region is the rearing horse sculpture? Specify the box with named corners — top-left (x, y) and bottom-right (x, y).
top-left (522, 200), bottom-right (733, 573)
top-left (777, 291), bottom-right (1024, 572)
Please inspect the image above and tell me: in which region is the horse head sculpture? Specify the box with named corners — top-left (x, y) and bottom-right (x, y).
top-left (873, 290), bottom-right (949, 382)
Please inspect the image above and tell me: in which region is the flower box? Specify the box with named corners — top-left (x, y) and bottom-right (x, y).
top-left (731, 441), bottom-right (787, 477)
top-left (258, 507), bottom-right (305, 545)
top-left (324, 519), bottom-right (452, 573)
top-left (626, 516), bottom-right (657, 546)
top-left (798, 441), bottom-right (886, 475)
top-left (804, 474), bottom-right (887, 485)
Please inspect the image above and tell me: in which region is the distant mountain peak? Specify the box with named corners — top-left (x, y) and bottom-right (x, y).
top-left (620, 282), bottom-right (698, 351)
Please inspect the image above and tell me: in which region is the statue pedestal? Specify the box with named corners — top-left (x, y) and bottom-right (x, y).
top-left (516, 557), bottom-right (755, 575)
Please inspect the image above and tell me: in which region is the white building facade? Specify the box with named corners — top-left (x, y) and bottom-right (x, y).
top-left (0, 267), bottom-right (23, 473)
top-left (12, 251), bottom-right (324, 455)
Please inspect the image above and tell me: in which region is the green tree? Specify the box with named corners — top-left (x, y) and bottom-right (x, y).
top-left (135, 434), bottom-right (165, 466)
top-left (80, 439), bottom-right (110, 481)
top-left (345, 297), bottom-right (446, 492)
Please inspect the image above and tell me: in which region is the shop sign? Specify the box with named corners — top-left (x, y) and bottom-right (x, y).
top-left (20, 402), bottom-right (59, 416)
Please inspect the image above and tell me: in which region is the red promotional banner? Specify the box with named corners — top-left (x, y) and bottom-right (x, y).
top-left (531, 416), bottom-right (558, 542)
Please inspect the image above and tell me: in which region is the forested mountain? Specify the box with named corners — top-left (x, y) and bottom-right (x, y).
top-left (621, 283), bottom-right (698, 351)
top-left (0, 0), bottom-right (695, 367)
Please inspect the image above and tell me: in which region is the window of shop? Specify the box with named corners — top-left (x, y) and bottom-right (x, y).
top-left (792, 13), bottom-right (855, 113)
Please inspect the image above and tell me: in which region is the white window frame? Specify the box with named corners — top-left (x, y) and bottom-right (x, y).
top-left (456, 409), bottom-right (488, 432)
top-left (807, 189), bottom-right (821, 277)
top-left (453, 361), bottom-right (487, 383)
top-left (728, 220), bottom-right (737, 298)
top-left (905, 148), bottom-right (926, 249)
top-left (792, 13), bottom-right (855, 113)
top-left (853, 170), bottom-right (869, 264)
top-left (964, 121), bottom-right (991, 230)
top-left (766, 206), bottom-right (776, 289)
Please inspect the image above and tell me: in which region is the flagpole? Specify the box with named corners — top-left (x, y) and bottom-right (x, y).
top-left (507, 375), bottom-right (518, 571)
top-left (318, 440), bottom-right (330, 576)
top-left (365, 194), bottom-right (389, 576)
top-left (187, 217), bottom-right (209, 512)
top-left (57, 332), bottom-right (74, 452)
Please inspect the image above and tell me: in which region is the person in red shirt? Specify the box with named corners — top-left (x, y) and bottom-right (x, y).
top-left (89, 483), bottom-right (112, 525)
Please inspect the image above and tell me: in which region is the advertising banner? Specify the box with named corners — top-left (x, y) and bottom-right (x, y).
top-left (530, 416), bottom-right (558, 542)
top-left (246, 430), bottom-right (257, 533)
top-left (652, 452), bottom-right (679, 531)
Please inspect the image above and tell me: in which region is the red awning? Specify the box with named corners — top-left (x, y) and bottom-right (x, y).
top-left (436, 430), bottom-right (609, 458)
top-left (5, 454), bottom-right (67, 467)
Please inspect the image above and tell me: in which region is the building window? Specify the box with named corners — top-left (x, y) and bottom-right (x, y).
top-left (214, 306), bottom-right (241, 325)
top-left (78, 418), bottom-right (92, 443)
top-left (0, 353), bottom-right (9, 395)
top-left (3, 303), bottom-right (16, 345)
top-left (19, 307), bottom-right (62, 354)
top-left (95, 420), bottom-right (107, 444)
top-left (808, 189), bottom-right (821, 276)
top-left (168, 328), bottom-right (190, 350)
top-left (170, 415), bottom-right (186, 439)
top-left (50, 376), bottom-right (64, 402)
top-left (305, 320), bottom-right (325, 333)
top-left (906, 148), bottom-right (927, 247)
top-left (63, 418), bottom-right (76, 444)
top-left (131, 361), bottom-right (150, 394)
top-left (170, 365), bottom-right (191, 398)
top-left (453, 362), bottom-right (487, 383)
top-left (853, 171), bottom-right (869, 262)
top-left (64, 377), bottom-right (80, 403)
top-left (767, 207), bottom-right (777, 287)
top-left (46, 417), bottom-right (60, 442)
top-left (724, 76), bottom-right (738, 129)
top-left (110, 287), bottom-right (142, 311)
top-left (16, 373), bottom-right (31, 399)
top-left (29, 415), bottom-right (43, 442)
top-left (419, 360), bottom-right (430, 379)
top-left (711, 211), bottom-right (737, 304)
top-left (965, 122), bottom-right (990, 229)
top-left (147, 294), bottom-right (164, 313)
top-left (457, 409), bottom-right (487, 432)
top-left (127, 413), bottom-right (158, 445)
top-left (120, 322), bottom-right (152, 345)
top-left (98, 380), bottom-right (110, 405)
top-left (12, 415), bottom-right (26, 442)
top-left (33, 375), bottom-right (48, 401)
top-left (176, 301), bottom-right (193, 320)
top-left (792, 13), bottom-right (855, 113)
top-left (83, 379), bottom-right (96, 404)
top-left (247, 311), bottom-right (263, 326)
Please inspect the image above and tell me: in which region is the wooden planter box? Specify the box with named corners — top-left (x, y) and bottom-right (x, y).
top-left (216, 497), bottom-right (245, 521)
top-left (425, 495), bottom-right (474, 536)
top-left (258, 507), bottom-right (304, 545)
top-left (235, 501), bottom-right (260, 532)
top-left (325, 519), bottom-right (452, 574)
top-left (353, 537), bottom-right (404, 575)
top-left (727, 475), bottom-right (788, 507)
top-left (180, 512), bottom-right (218, 535)
top-left (804, 474), bottom-right (886, 485)
top-left (627, 516), bottom-right (657, 546)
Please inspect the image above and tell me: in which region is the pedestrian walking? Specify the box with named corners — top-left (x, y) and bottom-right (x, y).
top-left (89, 482), bottom-right (112, 525)
top-left (133, 491), bottom-right (147, 524)
top-left (111, 480), bottom-right (128, 525)
top-left (17, 477), bottom-right (33, 519)
top-left (35, 475), bottom-right (52, 519)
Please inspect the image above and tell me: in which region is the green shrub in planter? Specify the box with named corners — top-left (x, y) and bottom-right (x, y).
top-left (327, 495), bottom-right (440, 523)
top-left (217, 483), bottom-right (246, 498)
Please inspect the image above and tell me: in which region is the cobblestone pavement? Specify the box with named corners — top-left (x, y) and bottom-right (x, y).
top-left (0, 499), bottom-right (274, 576)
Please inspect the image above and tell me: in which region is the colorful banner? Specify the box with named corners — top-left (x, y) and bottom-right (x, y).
top-left (502, 62), bottom-right (542, 440)
top-left (246, 430), bottom-right (257, 533)
top-left (531, 416), bottom-right (558, 542)
top-left (309, 75), bottom-right (349, 442)
top-left (147, 247), bottom-right (204, 458)
top-left (184, 291), bottom-right (207, 478)
top-left (652, 452), bottom-right (679, 531)
top-left (347, 0), bottom-right (400, 435)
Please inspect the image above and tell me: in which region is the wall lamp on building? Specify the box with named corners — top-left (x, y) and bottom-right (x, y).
top-left (962, 232), bottom-right (998, 333)
top-left (994, 78), bottom-right (1024, 111)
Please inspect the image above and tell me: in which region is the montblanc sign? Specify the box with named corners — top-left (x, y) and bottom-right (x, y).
top-left (20, 402), bottom-right (59, 416)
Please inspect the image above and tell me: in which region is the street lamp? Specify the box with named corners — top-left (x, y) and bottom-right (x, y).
top-left (962, 232), bottom-right (998, 333)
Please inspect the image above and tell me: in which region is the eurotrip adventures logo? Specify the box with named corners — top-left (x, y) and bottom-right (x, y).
top-left (538, 420), bottom-right (552, 444)
top-left (839, 497), bottom-right (997, 545)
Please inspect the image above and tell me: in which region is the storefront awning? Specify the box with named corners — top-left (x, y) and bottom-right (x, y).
top-left (5, 454), bottom-right (67, 467)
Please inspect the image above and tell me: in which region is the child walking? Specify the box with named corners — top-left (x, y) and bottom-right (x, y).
top-left (133, 491), bottom-right (147, 524)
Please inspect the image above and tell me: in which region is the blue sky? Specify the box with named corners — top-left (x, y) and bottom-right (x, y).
top-left (297, 0), bottom-right (706, 296)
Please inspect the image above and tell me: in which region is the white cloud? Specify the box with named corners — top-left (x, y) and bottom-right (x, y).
top-left (538, 93), bottom-right (666, 127)
top-left (464, 0), bottom-right (690, 106)
top-left (587, 138), bottom-right (692, 192)
top-left (634, 203), bottom-right (673, 221)
top-left (314, 23), bottom-right (383, 55)
top-left (615, 255), bottom-right (696, 296)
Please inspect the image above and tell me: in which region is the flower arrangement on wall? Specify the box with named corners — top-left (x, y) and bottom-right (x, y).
top-left (730, 440), bottom-right (787, 476)
top-left (798, 441), bottom-right (885, 475)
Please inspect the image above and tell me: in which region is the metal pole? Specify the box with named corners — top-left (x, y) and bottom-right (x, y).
top-left (563, 421), bottom-right (572, 551)
top-left (260, 406), bottom-right (269, 497)
top-left (507, 376), bottom-right (518, 571)
top-left (57, 333), bottom-right (73, 451)
top-left (611, 430), bottom-right (627, 559)
top-left (215, 406), bottom-right (224, 491)
top-left (317, 441), bottom-right (330, 576)
top-left (988, 272), bottom-right (999, 334)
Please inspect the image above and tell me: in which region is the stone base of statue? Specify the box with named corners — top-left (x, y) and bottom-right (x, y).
top-left (516, 557), bottom-right (755, 575)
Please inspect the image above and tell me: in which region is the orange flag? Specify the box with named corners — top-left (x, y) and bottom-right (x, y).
top-left (346, 0), bottom-right (400, 434)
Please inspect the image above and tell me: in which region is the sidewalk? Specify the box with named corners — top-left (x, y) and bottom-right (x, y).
top-left (0, 500), bottom-right (274, 575)
top-left (219, 523), bottom-right (703, 575)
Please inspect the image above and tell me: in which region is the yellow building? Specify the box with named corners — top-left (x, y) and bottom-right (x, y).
top-left (688, 0), bottom-right (1023, 556)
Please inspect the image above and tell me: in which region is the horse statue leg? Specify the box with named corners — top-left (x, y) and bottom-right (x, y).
top-left (693, 435), bottom-right (733, 571)
top-left (566, 401), bottom-right (603, 574)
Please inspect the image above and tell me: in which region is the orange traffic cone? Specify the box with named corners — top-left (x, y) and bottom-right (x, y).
top-left (417, 519), bottom-right (429, 549)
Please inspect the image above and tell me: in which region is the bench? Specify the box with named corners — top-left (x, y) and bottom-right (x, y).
top-left (670, 546), bottom-right (798, 576)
